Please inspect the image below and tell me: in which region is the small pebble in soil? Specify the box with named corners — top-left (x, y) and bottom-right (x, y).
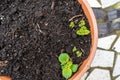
top-left (0, 61), bottom-right (8, 67)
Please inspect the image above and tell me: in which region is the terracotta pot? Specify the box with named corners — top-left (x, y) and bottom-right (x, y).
top-left (69, 0), bottom-right (98, 80)
top-left (0, 0), bottom-right (97, 80)
top-left (0, 76), bottom-right (11, 80)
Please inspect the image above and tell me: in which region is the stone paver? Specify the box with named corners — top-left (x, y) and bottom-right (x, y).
top-left (98, 35), bottom-right (117, 49)
top-left (81, 72), bottom-right (89, 80)
top-left (115, 76), bottom-right (120, 80)
top-left (101, 0), bottom-right (120, 8)
top-left (116, 76), bottom-right (120, 80)
top-left (86, 69), bottom-right (111, 80)
top-left (108, 10), bottom-right (120, 21)
top-left (113, 54), bottom-right (120, 76)
top-left (112, 22), bottom-right (120, 30)
top-left (98, 22), bottom-right (112, 37)
top-left (87, 0), bottom-right (101, 8)
top-left (112, 37), bottom-right (120, 53)
top-left (91, 50), bottom-right (114, 67)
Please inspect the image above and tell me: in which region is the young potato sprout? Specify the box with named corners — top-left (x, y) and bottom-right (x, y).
top-left (76, 26), bottom-right (90, 36)
top-left (69, 19), bottom-right (90, 36)
top-left (72, 46), bottom-right (77, 52)
top-left (59, 18), bottom-right (90, 79)
top-left (58, 53), bottom-right (78, 79)
top-left (78, 19), bottom-right (85, 27)
top-left (62, 68), bottom-right (72, 79)
top-left (69, 21), bottom-right (75, 28)
top-left (76, 51), bottom-right (82, 57)
top-left (72, 46), bottom-right (82, 57)
top-left (71, 64), bottom-right (78, 72)
top-left (58, 53), bottom-right (70, 65)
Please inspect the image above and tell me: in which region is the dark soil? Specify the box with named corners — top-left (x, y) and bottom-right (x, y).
top-left (0, 0), bottom-right (91, 80)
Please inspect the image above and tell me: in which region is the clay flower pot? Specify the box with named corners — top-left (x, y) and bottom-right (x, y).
top-left (0, 76), bottom-right (11, 80)
top-left (69, 0), bottom-right (98, 80)
top-left (0, 0), bottom-right (97, 80)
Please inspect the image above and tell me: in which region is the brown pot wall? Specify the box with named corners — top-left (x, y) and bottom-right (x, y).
top-left (69, 0), bottom-right (98, 80)
top-left (0, 0), bottom-right (98, 80)
top-left (0, 76), bottom-right (11, 80)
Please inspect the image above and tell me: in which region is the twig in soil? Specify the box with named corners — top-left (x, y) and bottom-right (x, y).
top-left (80, 48), bottom-right (85, 55)
top-left (55, 54), bottom-right (58, 58)
top-left (36, 23), bottom-right (45, 35)
top-left (81, 17), bottom-right (85, 20)
top-left (69, 14), bottom-right (83, 21)
top-left (51, 1), bottom-right (55, 10)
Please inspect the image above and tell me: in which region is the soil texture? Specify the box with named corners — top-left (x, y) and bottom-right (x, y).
top-left (0, 0), bottom-right (91, 80)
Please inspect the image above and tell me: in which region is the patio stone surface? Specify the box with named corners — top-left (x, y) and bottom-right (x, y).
top-left (112, 37), bottom-right (120, 53)
top-left (113, 54), bottom-right (120, 77)
top-left (116, 76), bottom-right (120, 80)
top-left (100, 0), bottom-right (120, 8)
top-left (87, 0), bottom-right (101, 8)
top-left (98, 35), bottom-right (117, 49)
top-left (86, 69), bottom-right (111, 80)
top-left (81, 72), bottom-right (89, 80)
top-left (91, 50), bottom-right (114, 67)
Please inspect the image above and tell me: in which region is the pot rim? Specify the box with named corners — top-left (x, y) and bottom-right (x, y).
top-left (69, 0), bottom-right (98, 80)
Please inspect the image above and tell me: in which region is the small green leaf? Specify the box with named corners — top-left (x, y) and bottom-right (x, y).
top-left (72, 46), bottom-right (77, 52)
top-left (79, 20), bottom-right (85, 27)
top-left (62, 68), bottom-right (72, 79)
top-left (81, 26), bottom-right (87, 30)
top-left (69, 21), bottom-right (75, 28)
top-left (58, 53), bottom-right (70, 64)
top-left (71, 64), bottom-right (78, 72)
top-left (61, 61), bottom-right (73, 69)
top-left (61, 65), bottom-right (65, 69)
top-left (76, 51), bottom-right (82, 57)
top-left (76, 26), bottom-right (90, 36)
top-left (66, 61), bottom-right (73, 67)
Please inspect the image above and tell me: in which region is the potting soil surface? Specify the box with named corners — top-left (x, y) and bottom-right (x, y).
top-left (0, 0), bottom-right (91, 80)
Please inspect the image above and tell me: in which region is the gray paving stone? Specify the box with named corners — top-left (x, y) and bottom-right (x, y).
top-left (98, 35), bottom-right (117, 49)
top-left (108, 9), bottom-right (120, 21)
top-left (112, 22), bottom-right (120, 30)
top-left (91, 50), bottom-right (114, 67)
top-left (81, 72), bottom-right (89, 80)
top-left (113, 54), bottom-right (120, 77)
top-left (86, 69), bottom-right (111, 80)
top-left (116, 76), bottom-right (120, 80)
top-left (93, 8), bottom-right (106, 20)
top-left (98, 22), bottom-right (112, 37)
top-left (113, 37), bottom-right (120, 53)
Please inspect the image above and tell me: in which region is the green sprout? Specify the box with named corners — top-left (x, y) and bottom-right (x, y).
top-left (79, 19), bottom-right (85, 27)
top-left (72, 46), bottom-right (82, 57)
top-left (71, 64), bottom-right (79, 72)
top-left (58, 53), bottom-right (70, 65)
top-left (72, 46), bottom-right (77, 52)
top-left (69, 21), bottom-right (75, 28)
top-left (66, 61), bottom-right (73, 67)
top-left (76, 51), bottom-right (82, 57)
top-left (76, 26), bottom-right (90, 36)
top-left (68, 19), bottom-right (90, 36)
top-left (58, 53), bottom-right (79, 79)
top-left (62, 68), bottom-right (72, 79)
top-left (61, 61), bottom-right (73, 69)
